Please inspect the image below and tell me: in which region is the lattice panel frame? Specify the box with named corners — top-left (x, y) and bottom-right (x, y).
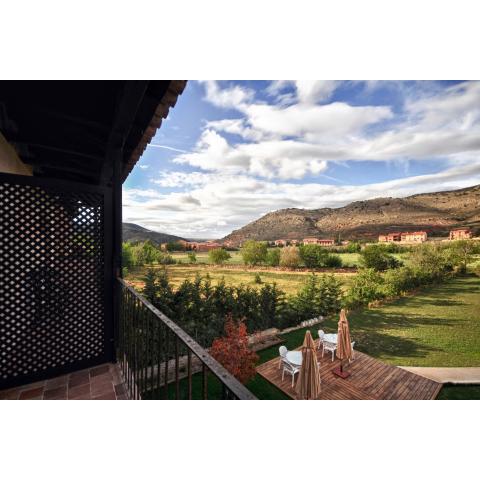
top-left (0, 174), bottom-right (112, 389)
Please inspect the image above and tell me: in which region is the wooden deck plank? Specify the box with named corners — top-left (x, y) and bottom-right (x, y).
top-left (256, 341), bottom-right (441, 400)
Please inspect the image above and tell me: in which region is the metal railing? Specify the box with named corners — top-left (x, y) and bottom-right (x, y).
top-left (116, 278), bottom-right (256, 400)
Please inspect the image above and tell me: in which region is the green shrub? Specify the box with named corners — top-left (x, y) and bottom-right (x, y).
top-left (299, 244), bottom-right (327, 268)
top-left (324, 254), bottom-right (343, 268)
top-left (291, 274), bottom-right (343, 319)
top-left (208, 248), bottom-right (231, 265)
top-left (241, 240), bottom-right (268, 266)
top-left (187, 251), bottom-right (197, 263)
top-left (266, 248), bottom-right (281, 266)
top-left (382, 266), bottom-right (419, 297)
top-left (254, 273), bottom-right (262, 284)
top-left (345, 268), bottom-right (385, 308)
top-left (360, 244), bottom-right (401, 271)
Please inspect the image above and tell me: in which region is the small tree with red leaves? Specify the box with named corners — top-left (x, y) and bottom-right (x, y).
top-left (210, 314), bottom-right (259, 384)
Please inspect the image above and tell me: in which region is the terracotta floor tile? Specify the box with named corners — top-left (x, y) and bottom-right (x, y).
top-left (44, 386), bottom-right (67, 400)
top-left (19, 387), bottom-right (45, 400)
top-left (68, 373), bottom-right (90, 388)
top-left (69, 394), bottom-right (92, 400)
top-left (68, 383), bottom-right (91, 399)
top-left (1, 363), bottom-right (127, 401)
top-left (90, 371), bottom-right (113, 384)
top-left (46, 375), bottom-right (69, 388)
top-left (92, 392), bottom-right (116, 400)
top-left (90, 365), bottom-right (110, 377)
top-left (91, 384), bottom-right (114, 398)
top-left (0, 389), bottom-right (20, 400)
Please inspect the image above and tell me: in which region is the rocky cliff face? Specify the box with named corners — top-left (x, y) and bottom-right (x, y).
top-left (222, 185), bottom-right (480, 244)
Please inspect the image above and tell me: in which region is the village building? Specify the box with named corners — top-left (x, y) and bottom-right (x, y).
top-left (302, 237), bottom-right (335, 246)
top-left (449, 228), bottom-right (472, 240)
top-left (274, 239), bottom-right (287, 246)
top-left (378, 232), bottom-right (402, 243)
top-left (379, 231), bottom-right (427, 243)
top-left (401, 231), bottom-right (428, 243)
top-left (189, 241), bottom-right (222, 252)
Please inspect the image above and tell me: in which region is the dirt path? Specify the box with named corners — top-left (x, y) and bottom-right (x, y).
top-left (398, 367), bottom-right (480, 384)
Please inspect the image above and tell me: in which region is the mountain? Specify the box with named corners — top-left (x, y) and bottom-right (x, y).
top-left (222, 184), bottom-right (480, 244)
top-left (122, 223), bottom-right (187, 245)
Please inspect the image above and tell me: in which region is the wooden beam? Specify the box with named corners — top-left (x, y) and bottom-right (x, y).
top-left (99, 81), bottom-right (150, 185)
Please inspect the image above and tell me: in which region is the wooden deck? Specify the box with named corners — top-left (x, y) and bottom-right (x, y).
top-left (257, 341), bottom-right (442, 400)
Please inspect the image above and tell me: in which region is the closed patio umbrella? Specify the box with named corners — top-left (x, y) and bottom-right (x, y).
top-left (333, 308), bottom-right (353, 379)
top-left (295, 330), bottom-right (321, 400)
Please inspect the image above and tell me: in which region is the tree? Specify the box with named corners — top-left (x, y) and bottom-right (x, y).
top-left (324, 254), bottom-right (343, 268)
top-left (443, 240), bottom-right (480, 273)
top-left (210, 315), bottom-right (259, 384)
top-left (139, 240), bottom-right (160, 265)
top-left (292, 274), bottom-right (343, 319)
top-left (143, 268), bottom-right (175, 316)
top-left (279, 246), bottom-right (301, 268)
top-left (241, 240), bottom-right (268, 266)
top-left (266, 248), bottom-right (281, 266)
top-left (122, 242), bottom-right (135, 272)
top-left (299, 244), bottom-right (327, 268)
top-left (346, 241), bottom-right (362, 253)
top-left (345, 268), bottom-right (385, 308)
top-left (410, 243), bottom-right (451, 282)
top-left (166, 241), bottom-right (185, 251)
top-left (209, 248), bottom-right (231, 265)
top-left (187, 251), bottom-right (197, 263)
top-left (360, 244), bottom-right (401, 271)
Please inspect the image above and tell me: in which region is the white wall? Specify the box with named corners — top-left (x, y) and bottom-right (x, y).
top-left (0, 132), bottom-right (32, 175)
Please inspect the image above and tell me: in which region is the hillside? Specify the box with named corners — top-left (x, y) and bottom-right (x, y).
top-left (222, 184), bottom-right (480, 244)
top-left (122, 223), bottom-right (186, 245)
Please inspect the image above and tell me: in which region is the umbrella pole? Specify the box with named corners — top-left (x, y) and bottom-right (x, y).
top-left (333, 358), bottom-right (351, 379)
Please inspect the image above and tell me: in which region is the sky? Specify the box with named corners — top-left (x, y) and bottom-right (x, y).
top-left (123, 80), bottom-right (480, 239)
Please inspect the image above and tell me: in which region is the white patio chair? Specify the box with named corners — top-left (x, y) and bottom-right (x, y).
top-left (278, 345), bottom-right (288, 369)
top-left (317, 330), bottom-right (325, 350)
top-left (281, 358), bottom-right (300, 387)
top-left (322, 340), bottom-right (336, 362)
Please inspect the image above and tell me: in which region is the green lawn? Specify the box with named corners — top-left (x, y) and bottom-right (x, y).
top-left (323, 274), bottom-right (480, 368)
top-left (247, 274), bottom-right (480, 399)
top-left (436, 385), bottom-right (480, 400)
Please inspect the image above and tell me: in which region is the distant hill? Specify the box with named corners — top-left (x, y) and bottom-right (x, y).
top-left (222, 184), bottom-right (480, 244)
top-left (122, 223), bottom-right (187, 245)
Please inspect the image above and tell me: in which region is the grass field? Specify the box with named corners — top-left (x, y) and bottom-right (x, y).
top-left (247, 275), bottom-right (480, 399)
top-left (126, 264), bottom-right (356, 296)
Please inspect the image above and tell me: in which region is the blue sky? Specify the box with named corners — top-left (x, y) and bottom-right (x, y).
top-left (123, 80), bottom-right (480, 239)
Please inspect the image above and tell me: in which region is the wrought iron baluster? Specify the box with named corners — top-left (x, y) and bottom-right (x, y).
top-left (202, 364), bottom-right (208, 400)
top-left (187, 349), bottom-right (192, 400)
top-left (175, 336), bottom-right (180, 399)
top-left (164, 328), bottom-right (169, 399)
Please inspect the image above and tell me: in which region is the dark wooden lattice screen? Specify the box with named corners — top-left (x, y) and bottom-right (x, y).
top-left (0, 173), bottom-right (113, 389)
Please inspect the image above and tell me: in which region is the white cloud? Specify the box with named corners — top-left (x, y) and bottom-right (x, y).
top-left (200, 80), bottom-right (254, 110)
top-left (266, 80), bottom-right (340, 104)
top-left (124, 163), bottom-right (480, 239)
top-left (138, 165), bottom-right (150, 170)
top-left (175, 80), bottom-right (480, 180)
